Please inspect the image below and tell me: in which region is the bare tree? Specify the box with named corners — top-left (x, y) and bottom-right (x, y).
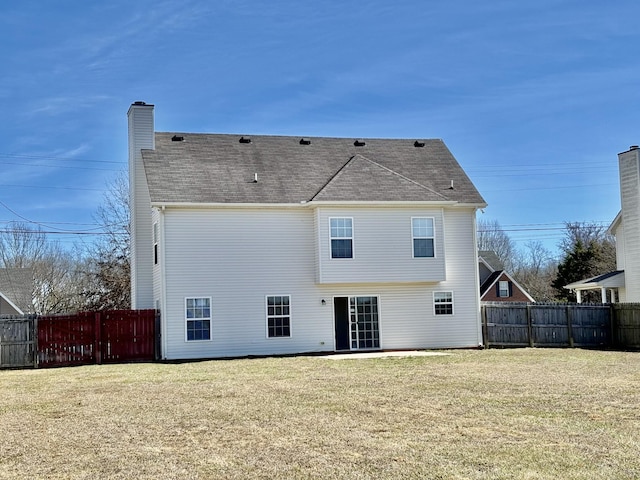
top-left (477, 218), bottom-right (517, 271)
top-left (0, 221), bottom-right (48, 268)
top-left (513, 241), bottom-right (558, 302)
top-left (82, 172), bottom-right (131, 310)
top-left (0, 221), bottom-right (85, 313)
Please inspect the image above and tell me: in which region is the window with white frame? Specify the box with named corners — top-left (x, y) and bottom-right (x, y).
top-left (330, 218), bottom-right (353, 259)
top-left (434, 291), bottom-right (453, 315)
top-left (185, 297), bottom-right (211, 341)
top-left (499, 281), bottom-right (510, 297)
top-left (266, 295), bottom-right (291, 338)
top-left (412, 217), bottom-right (435, 258)
top-left (153, 222), bottom-right (159, 265)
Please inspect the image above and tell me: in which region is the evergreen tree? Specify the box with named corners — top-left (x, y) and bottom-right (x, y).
top-left (552, 222), bottom-right (616, 302)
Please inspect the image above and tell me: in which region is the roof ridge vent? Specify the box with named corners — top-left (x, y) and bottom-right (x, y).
top-left (354, 139), bottom-right (366, 147)
top-left (239, 136), bottom-right (252, 144)
top-left (299, 138), bottom-right (311, 145)
top-left (414, 140), bottom-right (425, 147)
top-left (171, 135), bottom-right (184, 142)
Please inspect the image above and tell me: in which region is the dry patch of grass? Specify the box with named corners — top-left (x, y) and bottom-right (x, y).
top-left (1, 349), bottom-right (639, 479)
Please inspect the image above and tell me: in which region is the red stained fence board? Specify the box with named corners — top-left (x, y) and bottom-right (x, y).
top-left (38, 310), bottom-right (156, 368)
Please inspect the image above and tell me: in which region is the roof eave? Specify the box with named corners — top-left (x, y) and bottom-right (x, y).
top-left (151, 200), bottom-right (487, 209)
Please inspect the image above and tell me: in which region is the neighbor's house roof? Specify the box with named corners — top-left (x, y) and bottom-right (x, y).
top-left (141, 134), bottom-right (486, 206)
top-left (480, 270), bottom-right (536, 302)
top-left (0, 268), bottom-right (33, 315)
top-left (607, 211), bottom-right (622, 235)
top-left (478, 251), bottom-right (504, 271)
top-left (564, 270), bottom-right (625, 291)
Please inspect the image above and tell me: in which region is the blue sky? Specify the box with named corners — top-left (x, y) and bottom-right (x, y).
top-left (1, 1), bottom-right (639, 254)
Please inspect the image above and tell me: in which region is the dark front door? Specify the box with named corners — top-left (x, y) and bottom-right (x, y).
top-left (334, 297), bottom-right (350, 350)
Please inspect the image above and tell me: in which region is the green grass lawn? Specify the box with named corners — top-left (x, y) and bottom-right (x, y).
top-left (1, 348), bottom-right (639, 479)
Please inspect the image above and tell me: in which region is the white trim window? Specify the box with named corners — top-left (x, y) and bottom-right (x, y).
top-left (153, 222), bottom-right (159, 265)
top-left (412, 217), bottom-right (435, 258)
top-left (266, 295), bottom-right (291, 338)
top-left (330, 217), bottom-right (353, 259)
top-left (185, 297), bottom-right (211, 341)
top-left (433, 291), bottom-right (454, 315)
top-left (498, 281), bottom-right (510, 298)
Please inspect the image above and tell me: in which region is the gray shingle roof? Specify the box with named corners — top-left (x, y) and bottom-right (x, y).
top-left (478, 251), bottom-right (504, 271)
top-left (0, 268), bottom-right (33, 314)
top-left (142, 133), bottom-right (486, 205)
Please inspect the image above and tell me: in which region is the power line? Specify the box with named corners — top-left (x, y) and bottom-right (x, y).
top-left (0, 160), bottom-right (120, 172)
top-left (0, 152), bottom-right (124, 165)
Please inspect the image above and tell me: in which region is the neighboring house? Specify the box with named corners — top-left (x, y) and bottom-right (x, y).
top-left (478, 251), bottom-right (534, 302)
top-left (128, 102), bottom-right (487, 360)
top-left (565, 145), bottom-right (640, 303)
top-left (0, 268), bottom-right (33, 315)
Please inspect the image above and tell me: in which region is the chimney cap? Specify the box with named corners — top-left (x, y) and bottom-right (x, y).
top-left (630, 145), bottom-right (639, 151)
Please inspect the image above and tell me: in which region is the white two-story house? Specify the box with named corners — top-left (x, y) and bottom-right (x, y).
top-left (128, 102), bottom-right (487, 360)
top-left (565, 145), bottom-right (640, 303)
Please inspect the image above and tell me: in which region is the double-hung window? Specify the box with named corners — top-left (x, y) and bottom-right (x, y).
top-left (266, 295), bottom-right (291, 338)
top-left (185, 297), bottom-right (211, 341)
top-left (434, 291), bottom-right (453, 315)
top-left (330, 218), bottom-right (353, 259)
top-left (412, 218), bottom-right (435, 258)
top-left (499, 281), bottom-right (510, 298)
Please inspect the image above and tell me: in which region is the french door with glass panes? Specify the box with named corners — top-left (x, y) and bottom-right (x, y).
top-left (334, 296), bottom-right (380, 350)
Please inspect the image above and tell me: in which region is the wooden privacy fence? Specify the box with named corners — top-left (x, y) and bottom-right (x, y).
top-left (482, 302), bottom-right (640, 349)
top-left (0, 315), bottom-right (36, 368)
top-left (38, 309), bottom-right (157, 368)
top-left (0, 309), bottom-right (157, 369)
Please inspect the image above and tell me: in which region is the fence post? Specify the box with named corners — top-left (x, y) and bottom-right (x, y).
top-left (33, 316), bottom-right (38, 368)
top-left (610, 303), bottom-right (616, 348)
top-left (526, 304), bottom-right (533, 347)
top-left (481, 305), bottom-right (488, 347)
top-left (566, 304), bottom-right (574, 348)
top-left (94, 312), bottom-right (102, 365)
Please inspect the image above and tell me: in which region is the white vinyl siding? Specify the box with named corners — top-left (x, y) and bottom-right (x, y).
top-left (317, 207), bottom-right (446, 283)
top-left (619, 150), bottom-right (640, 302)
top-left (161, 208), bottom-right (330, 359)
top-left (158, 205), bottom-right (482, 359)
top-left (128, 104), bottom-right (155, 309)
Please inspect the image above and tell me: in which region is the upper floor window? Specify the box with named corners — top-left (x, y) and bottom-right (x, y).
top-left (185, 297), bottom-right (211, 341)
top-left (266, 295), bottom-right (291, 338)
top-left (412, 217), bottom-right (435, 258)
top-left (434, 291), bottom-right (453, 315)
top-left (498, 281), bottom-right (510, 298)
top-left (330, 218), bottom-right (353, 259)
